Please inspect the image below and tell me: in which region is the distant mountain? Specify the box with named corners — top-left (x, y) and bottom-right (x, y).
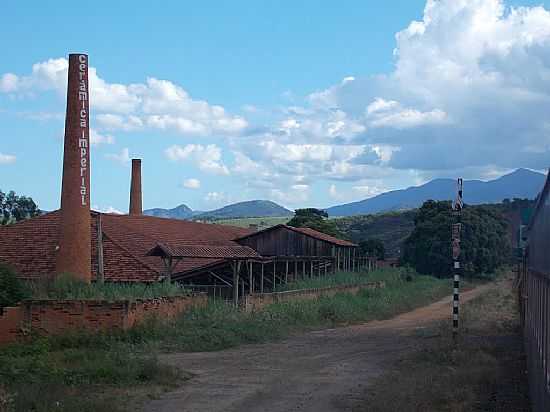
top-left (326, 168), bottom-right (546, 217)
top-left (144, 200), bottom-right (293, 220)
top-left (197, 200), bottom-right (293, 220)
top-left (144, 204), bottom-right (197, 220)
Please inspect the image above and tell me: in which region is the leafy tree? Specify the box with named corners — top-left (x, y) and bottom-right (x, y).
top-left (0, 264), bottom-right (29, 307)
top-left (0, 190), bottom-right (39, 225)
top-left (288, 208), bottom-right (344, 238)
top-left (402, 200), bottom-right (511, 277)
top-left (358, 239), bottom-right (385, 260)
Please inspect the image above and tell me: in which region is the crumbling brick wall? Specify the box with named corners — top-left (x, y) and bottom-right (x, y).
top-left (0, 294), bottom-right (207, 346)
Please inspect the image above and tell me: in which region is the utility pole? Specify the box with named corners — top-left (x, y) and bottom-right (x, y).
top-left (452, 178), bottom-right (463, 341)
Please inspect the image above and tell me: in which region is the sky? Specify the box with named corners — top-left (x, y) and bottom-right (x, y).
top-left (1, 0), bottom-right (550, 213)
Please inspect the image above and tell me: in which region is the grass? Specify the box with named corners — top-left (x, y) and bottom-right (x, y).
top-left (26, 274), bottom-right (188, 301)
top-left (274, 269), bottom-right (402, 292)
top-left (211, 216), bottom-right (291, 229)
top-left (361, 273), bottom-right (529, 412)
top-left (122, 268), bottom-right (455, 352)
top-left (0, 268), bottom-right (476, 411)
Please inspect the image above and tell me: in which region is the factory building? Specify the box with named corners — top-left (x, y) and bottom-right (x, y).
top-left (0, 53), bottom-right (366, 301)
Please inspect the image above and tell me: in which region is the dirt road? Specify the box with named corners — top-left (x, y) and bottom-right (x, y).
top-left (143, 284), bottom-right (493, 412)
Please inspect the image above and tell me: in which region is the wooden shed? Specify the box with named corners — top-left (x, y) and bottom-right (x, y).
top-left (235, 224), bottom-right (359, 272)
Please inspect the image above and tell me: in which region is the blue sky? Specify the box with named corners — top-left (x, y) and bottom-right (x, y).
top-left (1, 0), bottom-right (550, 213)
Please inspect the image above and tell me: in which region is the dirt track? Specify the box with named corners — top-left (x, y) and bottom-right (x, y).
top-left (143, 284), bottom-right (493, 412)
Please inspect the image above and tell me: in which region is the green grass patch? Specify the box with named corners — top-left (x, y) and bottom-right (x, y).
top-left (274, 270), bottom-right (383, 292)
top-left (361, 274), bottom-right (529, 412)
top-left (0, 268), bottom-right (463, 411)
top-left (123, 268), bottom-right (454, 352)
top-left (210, 216), bottom-right (290, 229)
top-left (26, 274), bottom-right (188, 301)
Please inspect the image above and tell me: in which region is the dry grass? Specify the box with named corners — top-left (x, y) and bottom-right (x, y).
top-left (361, 275), bottom-right (530, 412)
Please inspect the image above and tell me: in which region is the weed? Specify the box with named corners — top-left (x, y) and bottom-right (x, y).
top-left (26, 274), bottom-right (188, 301)
top-left (361, 276), bottom-right (529, 412)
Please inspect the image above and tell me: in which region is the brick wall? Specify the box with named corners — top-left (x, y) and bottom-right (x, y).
top-left (0, 294), bottom-right (206, 346)
top-left (243, 281), bottom-right (385, 312)
top-left (0, 306), bottom-right (25, 345)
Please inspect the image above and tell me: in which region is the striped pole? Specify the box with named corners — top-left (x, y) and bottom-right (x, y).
top-left (452, 178), bottom-right (463, 340)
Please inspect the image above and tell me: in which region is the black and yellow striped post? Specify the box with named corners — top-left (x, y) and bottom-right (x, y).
top-left (452, 178), bottom-right (463, 341)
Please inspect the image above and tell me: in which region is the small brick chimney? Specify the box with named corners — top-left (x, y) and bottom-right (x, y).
top-left (129, 159), bottom-right (142, 215)
top-left (55, 53), bottom-right (92, 283)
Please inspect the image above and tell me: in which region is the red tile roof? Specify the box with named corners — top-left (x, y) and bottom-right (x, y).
top-left (0, 211), bottom-right (253, 282)
top-left (147, 243), bottom-right (260, 259)
top-left (236, 224), bottom-right (357, 247)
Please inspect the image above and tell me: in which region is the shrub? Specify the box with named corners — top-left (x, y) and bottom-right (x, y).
top-left (0, 264), bottom-right (29, 308)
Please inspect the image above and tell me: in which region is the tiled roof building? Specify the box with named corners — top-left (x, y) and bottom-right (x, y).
top-left (0, 210), bottom-right (252, 282)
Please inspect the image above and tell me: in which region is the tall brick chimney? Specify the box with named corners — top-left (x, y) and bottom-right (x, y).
top-left (129, 159), bottom-right (142, 215)
top-left (55, 53), bottom-right (92, 283)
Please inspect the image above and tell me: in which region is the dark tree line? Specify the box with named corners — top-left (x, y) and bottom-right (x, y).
top-left (0, 190), bottom-right (39, 225)
top-left (358, 239), bottom-right (385, 260)
top-left (402, 200), bottom-right (511, 277)
top-left (287, 208), bottom-right (344, 238)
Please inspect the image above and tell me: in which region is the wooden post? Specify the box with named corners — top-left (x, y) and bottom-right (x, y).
top-left (261, 262), bottom-right (264, 293)
top-left (273, 261), bottom-right (276, 290)
top-left (249, 261), bottom-right (253, 294)
top-left (318, 260), bottom-right (321, 277)
top-left (353, 249), bottom-right (356, 272)
top-left (324, 259), bottom-right (328, 277)
top-left (294, 259), bottom-right (298, 281)
top-left (302, 260), bottom-right (306, 278)
top-left (310, 260), bottom-right (313, 278)
top-left (232, 261), bottom-right (239, 306)
top-left (285, 260), bottom-right (289, 284)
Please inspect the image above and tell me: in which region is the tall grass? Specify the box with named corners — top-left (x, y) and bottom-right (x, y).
top-left (0, 268), bottom-right (459, 411)
top-left (26, 274), bottom-right (188, 301)
top-left (274, 270), bottom-right (382, 292)
top-left (362, 274), bottom-right (529, 412)
top-left (122, 268), bottom-right (452, 352)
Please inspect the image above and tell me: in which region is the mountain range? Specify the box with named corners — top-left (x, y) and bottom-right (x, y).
top-left (144, 169), bottom-right (546, 220)
top-left (326, 168), bottom-right (546, 217)
top-left (144, 200), bottom-right (293, 220)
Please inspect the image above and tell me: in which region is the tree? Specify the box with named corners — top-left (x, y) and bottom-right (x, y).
top-left (402, 200), bottom-right (511, 277)
top-left (358, 239), bottom-right (385, 260)
top-left (0, 264), bottom-right (29, 307)
top-left (288, 208), bottom-right (344, 238)
top-left (0, 190), bottom-right (39, 225)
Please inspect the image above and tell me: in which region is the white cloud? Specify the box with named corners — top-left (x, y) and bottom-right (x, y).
top-left (1, 59), bottom-right (248, 137)
top-left (93, 205), bottom-right (124, 214)
top-left (90, 129), bottom-right (115, 146)
top-left (183, 178), bottom-right (201, 189)
top-left (328, 184), bottom-right (342, 200)
top-left (0, 153), bottom-right (16, 164)
top-left (105, 148), bottom-right (131, 165)
top-left (204, 191), bottom-right (226, 205)
top-left (0, 73), bottom-right (19, 93)
top-left (165, 144), bottom-right (229, 175)
top-left (270, 184), bottom-right (310, 207)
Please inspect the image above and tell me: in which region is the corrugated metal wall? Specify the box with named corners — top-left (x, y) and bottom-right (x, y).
top-left (524, 172), bottom-right (550, 412)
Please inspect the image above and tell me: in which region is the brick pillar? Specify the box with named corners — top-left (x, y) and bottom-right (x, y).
top-left (129, 159), bottom-right (142, 215)
top-left (56, 53), bottom-right (91, 283)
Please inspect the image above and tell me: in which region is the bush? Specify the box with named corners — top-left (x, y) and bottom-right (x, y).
top-left (0, 265), bottom-right (29, 308)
